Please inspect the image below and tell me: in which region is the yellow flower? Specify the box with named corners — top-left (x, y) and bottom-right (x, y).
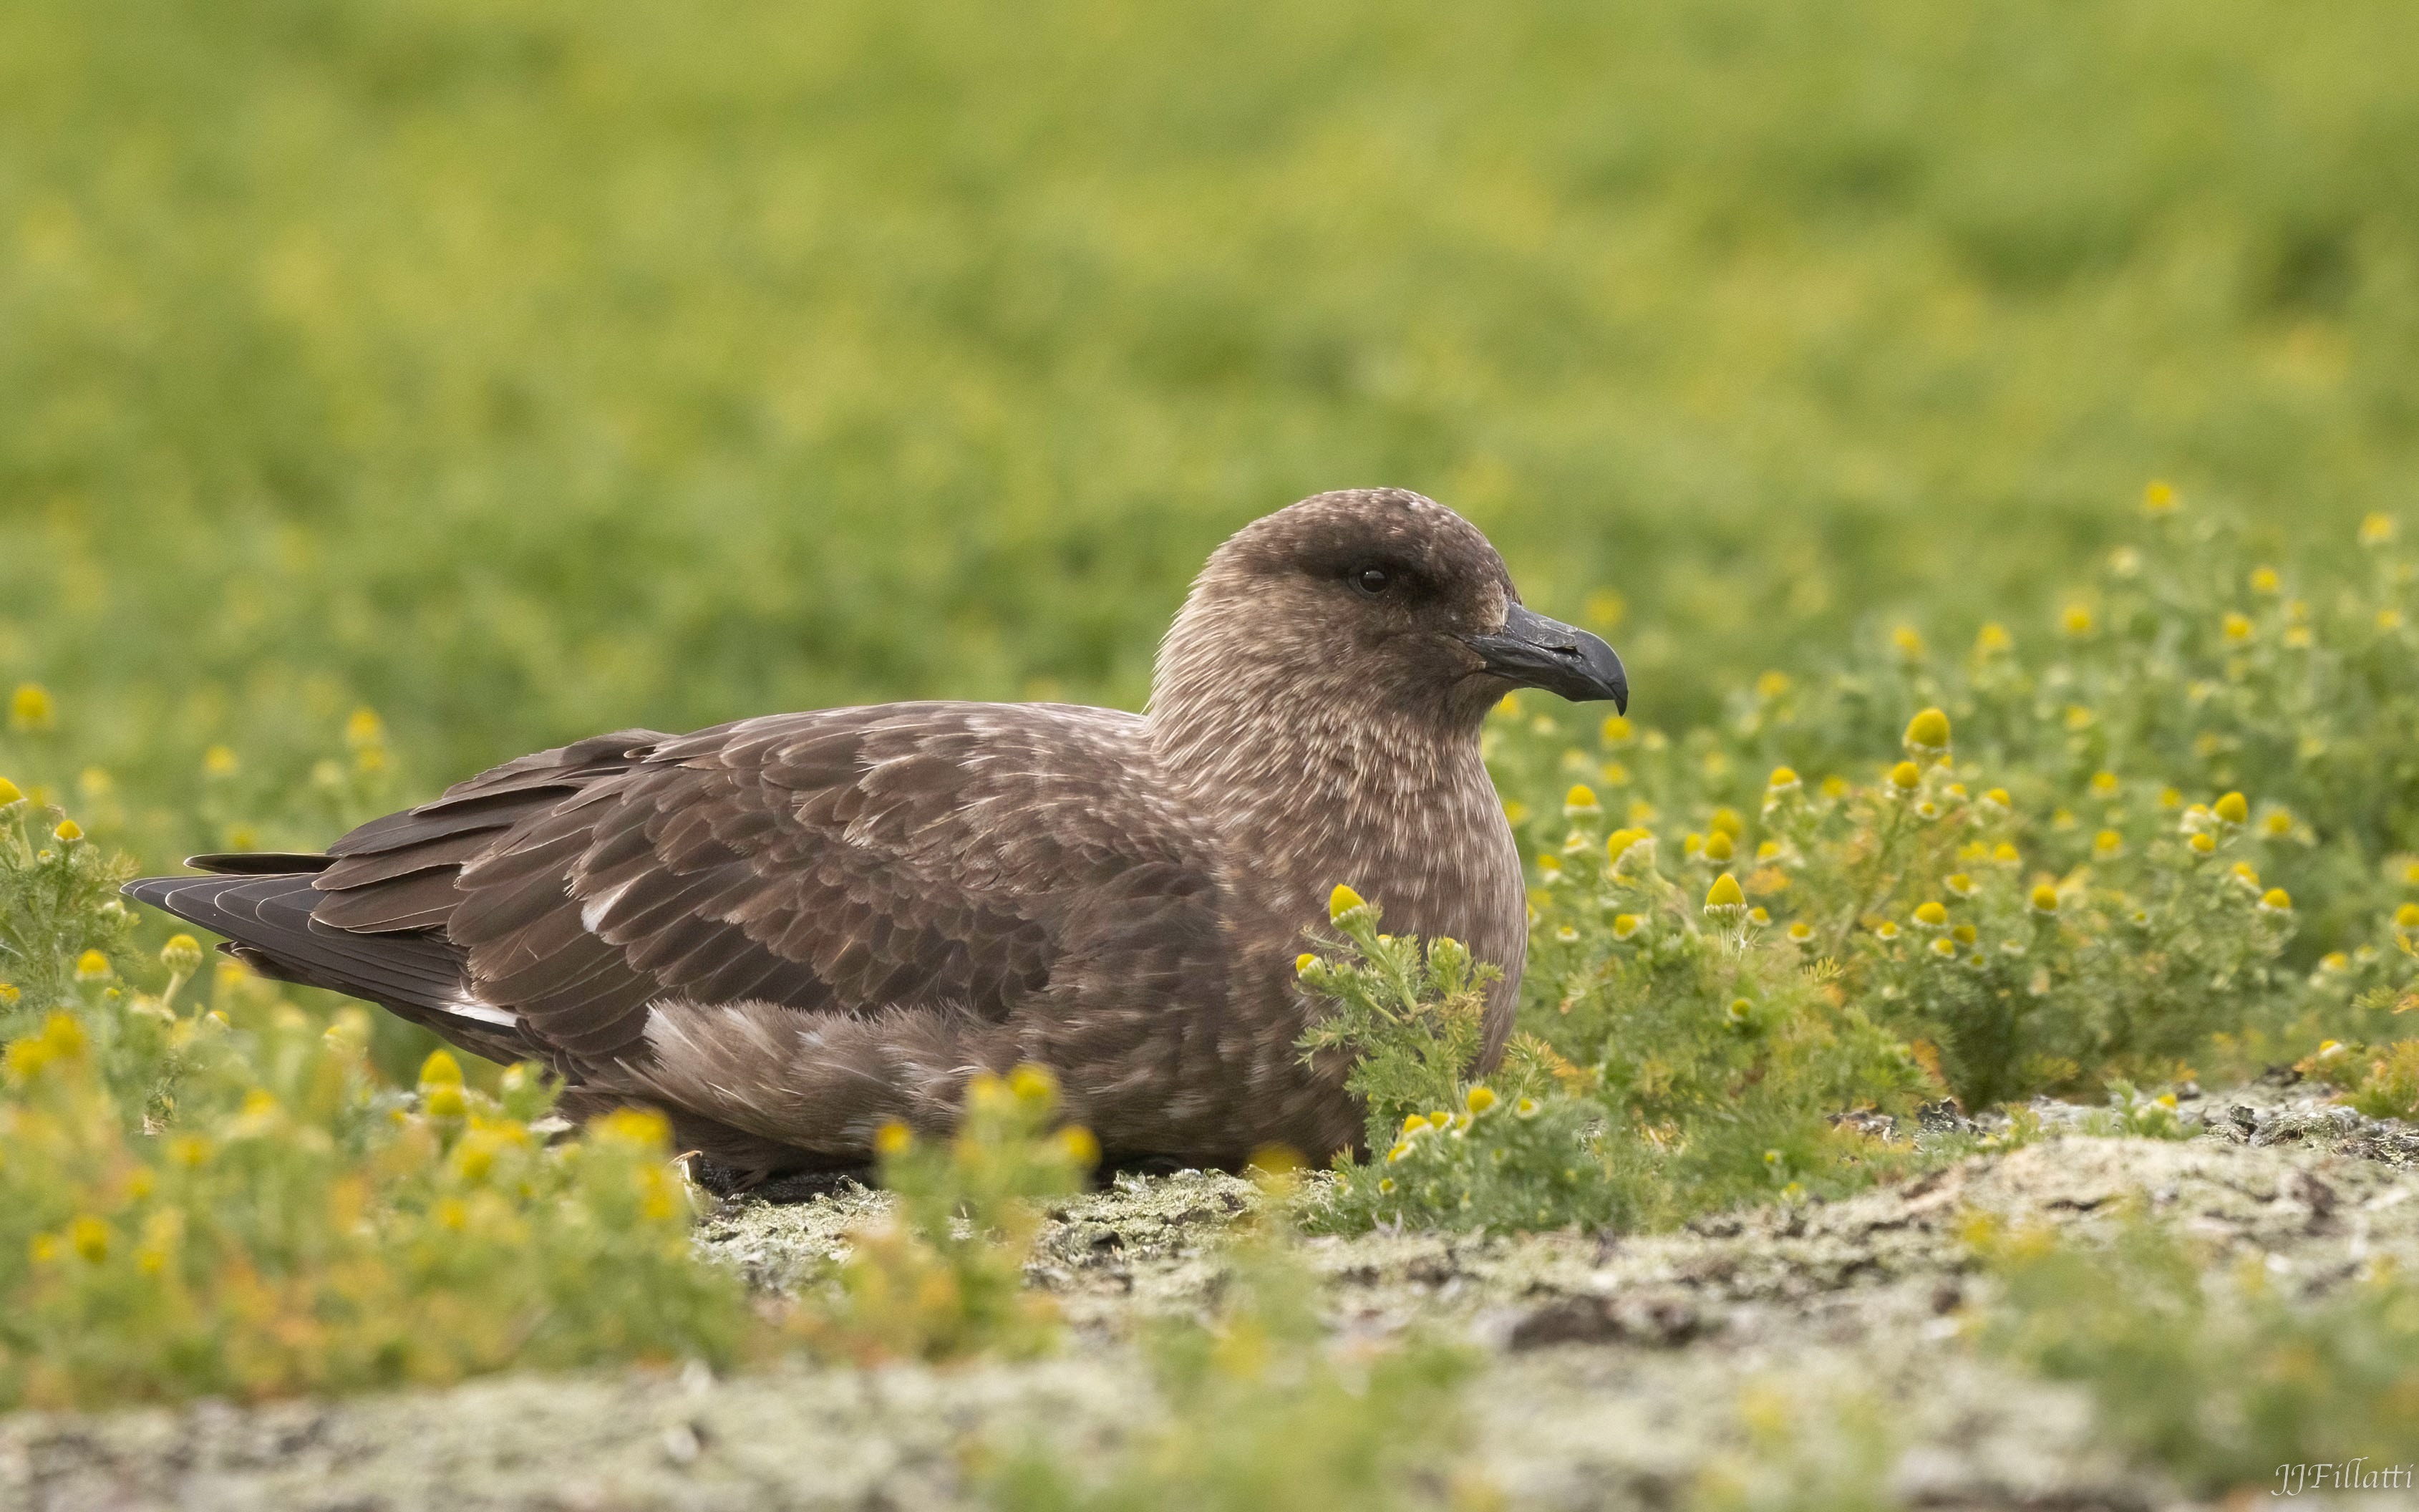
top-left (2377, 609), bottom-right (2403, 632)
top-left (1982, 787), bottom-right (2012, 810)
top-left (1296, 953), bottom-right (1318, 976)
top-left (2249, 566), bottom-right (2281, 595)
top-left (0, 984), bottom-right (17, 1005)
top-left (1889, 761), bottom-right (1921, 792)
top-left (1600, 714), bottom-right (1633, 746)
top-left (1767, 766), bottom-right (1800, 793)
top-left (74, 949), bottom-right (110, 982)
top-left (69, 1216), bottom-right (110, 1265)
top-left (2359, 512), bottom-right (2395, 546)
top-left (202, 745), bottom-right (238, 777)
top-left (419, 1050), bottom-right (465, 1087)
top-left (1755, 670), bottom-right (1791, 699)
top-left (2062, 605), bottom-right (2095, 637)
top-left (2231, 861), bottom-right (2260, 888)
top-left (1465, 1085), bottom-right (1497, 1115)
top-left (1611, 914), bottom-right (1642, 940)
top-left (1586, 590), bottom-right (1627, 629)
top-left (1747, 906), bottom-right (1770, 926)
top-left (423, 1084), bottom-right (467, 1120)
top-left (1502, 800), bottom-right (1528, 826)
top-left (0, 777), bottom-right (20, 807)
top-left (1786, 921), bottom-right (1813, 944)
top-left (161, 934), bottom-right (204, 976)
top-left (1605, 828), bottom-right (1644, 865)
top-left (2284, 625), bottom-right (2314, 649)
top-left (2259, 888), bottom-right (2292, 914)
top-left (1710, 807), bottom-right (1744, 838)
top-left (2088, 771), bottom-right (2118, 796)
top-left (2094, 830), bottom-right (2124, 856)
top-left (1913, 901), bottom-right (1948, 928)
top-left (1057, 1125), bottom-right (1101, 1167)
top-left (1891, 625), bottom-right (1926, 659)
top-left (2221, 611), bottom-right (2253, 642)
top-left (2214, 791), bottom-right (2249, 825)
top-left (1872, 920), bottom-right (1901, 940)
top-left (1994, 842), bottom-right (2021, 864)
top-left (2190, 832), bottom-right (2218, 855)
top-left (2030, 884), bottom-right (2060, 914)
top-left (1704, 873), bottom-right (1745, 911)
top-left (2143, 480), bottom-right (2179, 515)
top-left (2397, 903), bottom-right (2419, 931)
top-left (9, 684), bottom-right (57, 732)
top-left (1009, 1063), bottom-right (1057, 1102)
top-left (1904, 707), bottom-right (1952, 752)
top-left (1820, 776), bottom-right (1848, 799)
top-left (1974, 622), bottom-right (2012, 656)
top-left (1327, 883), bottom-right (1366, 920)
top-left (1564, 784), bottom-right (1601, 816)
top-left (1756, 840), bottom-right (1782, 861)
top-left (54, 819), bottom-right (83, 843)
top-left (1947, 873), bottom-right (1975, 896)
top-left (1600, 762), bottom-right (1631, 786)
top-left (1952, 924), bottom-right (1977, 944)
top-left (1929, 937), bottom-right (1957, 959)
top-left (1702, 830), bottom-right (1734, 862)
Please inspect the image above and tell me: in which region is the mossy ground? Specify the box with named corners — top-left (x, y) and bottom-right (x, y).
top-left (9, 1098), bottom-right (2415, 1512)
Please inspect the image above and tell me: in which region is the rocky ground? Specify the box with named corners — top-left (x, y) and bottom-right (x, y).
top-left (7, 1081), bottom-right (2418, 1512)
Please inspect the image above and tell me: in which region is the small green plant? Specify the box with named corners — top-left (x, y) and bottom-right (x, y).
top-left (1974, 1214), bottom-right (2419, 1495)
top-left (2345, 1039), bottom-right (2419, 1120)
top-left (1690, 1386), bottom-right (1901, 1512)
top-left (989, 1179), bottom-right (1483, 1512)
top-left (793, 1065), bottom-right (1095, 1364)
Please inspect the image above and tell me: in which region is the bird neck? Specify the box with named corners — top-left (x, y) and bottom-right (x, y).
top-left (1145, 639), bottom-right (1508, 939)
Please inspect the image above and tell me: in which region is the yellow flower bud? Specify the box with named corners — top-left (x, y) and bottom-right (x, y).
top-left (1606, 828), bottom-right (1644, 864)
top-left (9, 684), bottom-right (57, 732)
top-left (1563, 785), bottom-right (1601, 816)
top-left (2094, 830), bottom-right (2124, 856)
top-left (1328, 883), bottom-right (1366, 920)
top-left (69, 1216), bottom-right (110, 1265)
top-left (1057, 1125), bottom-right (1102, 1168)
top-left (1704, 873), bottom-right (1745, 911)
top-left (2221, 611), bottom-right (2253, 642)
top-left (1009, 1063), bottom-right (1057, 1102)
top-left (1767, 766), bottom-right (1800, 792)
top-left (2249, 566), bottom-right (2281, 595)
top-left (2062, 605), bottom-right (2095, 637)
top-left (1465, 1085), bottom-right (1497, 1115)
top-left (1709, 807), bottom-right (1744, 838)
top-left (2259, 888), bottom-right (2292, 913)
top-left (54, 820), bottom-right (83, 843)
top-left (2214, 791), bottom-right (2249, 825)
top-left (422, 1084), bottom-right (467, 1120)
top-left (1904, 707), bottom-right (1952, 752)
top-left (2030, 884), bottom-right (2060, 914)
top-left (1974, 622), bottom-right (2012, 655)
top-left (2143, 480), bottom-right (2179, 515)
top-left (1611, 914), bottom-right (1642, 940)
top-left (2359, 512), bottom-right (2395, 546)
top-left (1913, 901), bottom-right (1947, 928)
top-left (1929, 936), bottom-right (1957, 959)
top-left (1296, 953), bottom-right (1318, 976)
top-left (161, 934), bottom-right (204, 976)
top-left (2090, 771), bottom-right (2119, 796)
top-left (1889, 761), bottom-right (1921, 791)
top-left (1703, 830), bottom-right (1734, 862)
top-left (0, 777), bottom-right (21, 806)
top-left (418, 1050), bottom-right (465, 1088)
top-left (74, 949), bottom-right (110, 981)
top-left (2190, 832), bottom-right (2217, 855)
top-left (1947, 873), bottom-right (1974, 896)
top-left (1786, 921), bottom-right (1813, 944)
top-left (2262, 810), bottom-right (2292, 838)
top-left (2396, 903), bottom-right (2419, 931)
top-left (1891, 625), bottom-right (1926, 659)
top-left (1600, 714), bottom-right (1632, 745)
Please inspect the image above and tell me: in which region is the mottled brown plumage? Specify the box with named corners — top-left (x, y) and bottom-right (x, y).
top-left (127, 489), bottom-right (1625, 1182)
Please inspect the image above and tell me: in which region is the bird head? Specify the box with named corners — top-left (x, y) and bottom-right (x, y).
top-left (1153, 488), bottom-right (1627, 734)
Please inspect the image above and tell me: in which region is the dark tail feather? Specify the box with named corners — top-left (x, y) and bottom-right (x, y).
top-left (185, 851), bottom-right (337, 876)
top-left (122, 873), bottom-right (544, 1067)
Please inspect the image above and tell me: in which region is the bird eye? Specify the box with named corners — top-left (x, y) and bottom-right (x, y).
top-left (1352, 566), bottom-right (1390, 596)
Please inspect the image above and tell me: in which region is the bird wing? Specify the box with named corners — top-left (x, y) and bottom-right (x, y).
top-left (302, 704), bottom-right (1223, 1065)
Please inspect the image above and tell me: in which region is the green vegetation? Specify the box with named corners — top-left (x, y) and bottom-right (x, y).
top-left (795, 1067), bottom-right (1095, 1365)
top-left (990, 1191), bottom-right (1479, 1512)
top-left (1975, 1215), bottom-right (2419, 1497)
top-left (0, 791), bottom-right (753, 1407)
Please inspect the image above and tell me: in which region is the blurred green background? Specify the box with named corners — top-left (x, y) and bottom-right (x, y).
top-left (4, 0), bottom-right (2417, 860)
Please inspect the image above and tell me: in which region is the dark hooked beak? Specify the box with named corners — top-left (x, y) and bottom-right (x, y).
top-left (1460, 604), bottom-right (1629, 711)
